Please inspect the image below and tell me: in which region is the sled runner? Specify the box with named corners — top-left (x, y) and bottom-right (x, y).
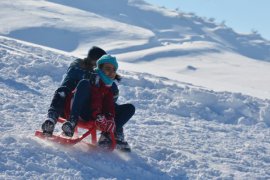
top-left (35, 117), bottom-right (116, 151)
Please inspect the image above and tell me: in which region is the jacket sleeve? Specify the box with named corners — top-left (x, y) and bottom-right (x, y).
top-left (60, 59), bottom-right (92, 91)
top-left (60, 75), bottom-right (78, 91)
top-left (60, 60), bottom-right (80, 91)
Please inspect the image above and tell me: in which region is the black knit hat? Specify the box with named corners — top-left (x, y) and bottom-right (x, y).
top-left (87, 46), bottom-right (107, 61)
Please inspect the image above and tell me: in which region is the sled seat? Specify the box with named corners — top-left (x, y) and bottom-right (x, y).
top-left (35, 117), bottom-right (116, 150)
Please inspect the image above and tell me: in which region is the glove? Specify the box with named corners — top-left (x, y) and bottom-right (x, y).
top-left (95, 114), bottom-right (115, 133)
top-left (95, 114), bottom-right (107, 131)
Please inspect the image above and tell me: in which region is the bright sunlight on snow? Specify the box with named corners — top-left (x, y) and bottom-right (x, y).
top-left (1, 0), bottom-right (270, 179)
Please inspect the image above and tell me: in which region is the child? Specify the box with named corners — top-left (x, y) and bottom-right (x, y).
top-left (62, 55), bottom-right (132, 151)
top-left (42, 46), bottom-right (106, 135)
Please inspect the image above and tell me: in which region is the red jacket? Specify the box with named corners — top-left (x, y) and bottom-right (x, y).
top-left (64, 79), bottom-right (115, 121)
top-left (90, 80), bottom-right (115, 120)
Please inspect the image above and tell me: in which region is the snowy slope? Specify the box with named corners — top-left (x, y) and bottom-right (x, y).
top-left (0, 0), bottom-right (153, 54)
top-left (1, 36), bottom-right (270, 179)
top-left (1, 0), bottom-right (270, 179)
top-left (1, 0), bottom-right (270, 100)
top-left (1, 0), bottom-right (270, 61)
top-left (47, 0), bottom-right (270, 61)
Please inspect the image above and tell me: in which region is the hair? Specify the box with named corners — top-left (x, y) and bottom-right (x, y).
top-left (86, 46), bottom-right (106, 61)
top-left (82, 46), bottom-right (107, 68)
top-left (115, 74), bottom-right (122, 82)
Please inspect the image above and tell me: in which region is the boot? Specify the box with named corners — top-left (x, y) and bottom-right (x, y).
top-left (62, 116), bottom-right (77, 137)
top-left (41, 111), bottom-right (58, 136)
top-left (41, 118), bottom-right (56, 136)
top-left (98, 132), bottom-right (112, 149)
top-left (115, 131), bottom-right (131, 152)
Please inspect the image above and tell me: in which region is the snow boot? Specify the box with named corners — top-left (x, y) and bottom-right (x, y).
top-left (98, 132), bottom-right (112, 149)
top-left (41, 118), bottom-right (56, 136)
top-left (115, 131), bottom-right (131, 152)
top-left (62, 117), bottom-right (77, 137)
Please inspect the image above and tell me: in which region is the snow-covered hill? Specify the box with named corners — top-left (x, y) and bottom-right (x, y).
top-left (1, 0), bottom-right (270, 179)
top-left (48, 0), bottom-right (270, 61)
top-left (1, 0), bottom-right (270, 100)
top-left (1, 0), bottom-right (270, 61)
top-left (1, 35), bottom-right (270, 179)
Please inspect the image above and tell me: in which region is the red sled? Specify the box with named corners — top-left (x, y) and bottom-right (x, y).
top-left (35, 117), bottom-right (116, 151)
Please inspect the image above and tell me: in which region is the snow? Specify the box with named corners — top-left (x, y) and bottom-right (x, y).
top-left (1, 35), bottom-right (270, 179)
top-left (2, 0), bottom-right (270, 99)
top-left (1, 0), bottom-right (270, 179)
top-left (119, 48), bottom-right (270, 100)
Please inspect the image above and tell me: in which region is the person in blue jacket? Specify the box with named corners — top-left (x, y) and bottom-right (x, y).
top-left (41, 46), bottom-right (135, 151)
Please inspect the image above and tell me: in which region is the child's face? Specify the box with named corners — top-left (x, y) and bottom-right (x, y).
top-left (101, 63), bottom-right (116, 79)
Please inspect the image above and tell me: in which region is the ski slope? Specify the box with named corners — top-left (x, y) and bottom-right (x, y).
top-left (1, 35), bottom-right (270, 179)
